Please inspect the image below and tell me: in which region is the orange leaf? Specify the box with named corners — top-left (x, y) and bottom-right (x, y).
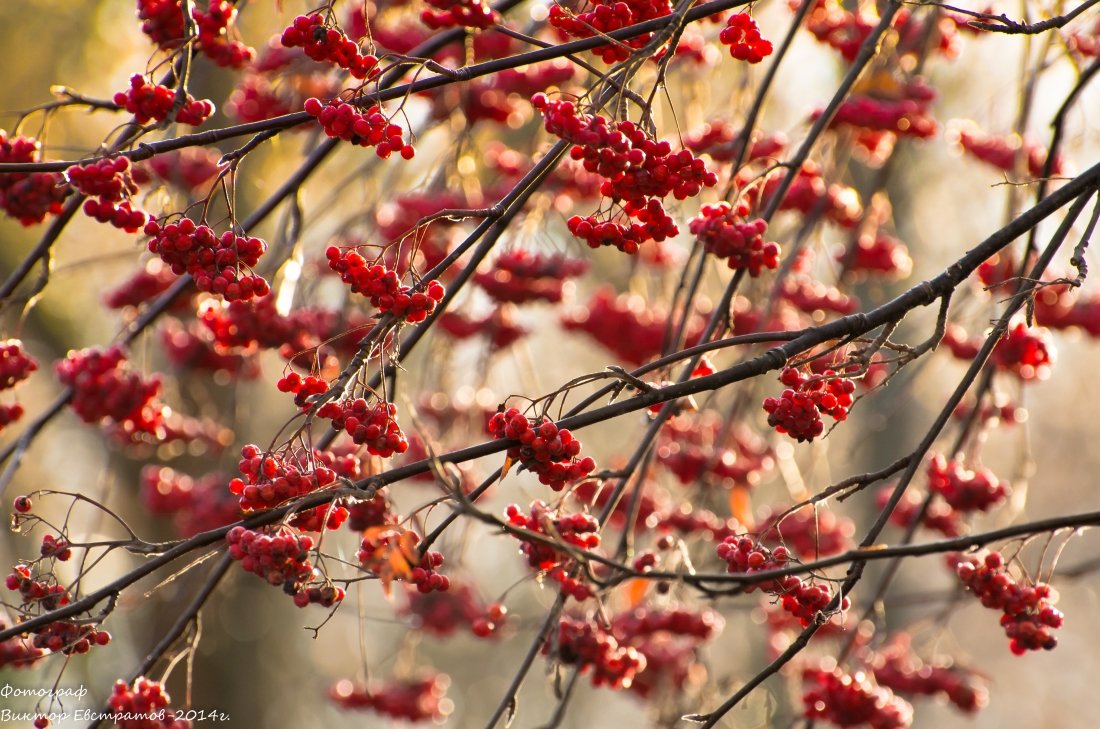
top-left (625, 578), bottom-right (648, 608)
top-left (729, 486), bottom-right (754, 530)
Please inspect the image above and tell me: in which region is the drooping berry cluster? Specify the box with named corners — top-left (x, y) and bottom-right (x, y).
top-left (144, 147), bottom-right (222, 193)
top-left (108, 677), bottom-right (193, 729)
top-left (474, 250), bottom-right (589, 304)
top-left (275, 372), bottom-right (328, 409)
top-left (145, 218), bottom-right (269, 301)
top-left (39, 534), bottom-right (72, 561)
top-left (763, 367), bottom-right (856, 442)
top-left (610, 607), bottom-right (724, 697)
top-left (880, 486), bottom-right (964, 537)
top-left (420, 0), bottom-right (499, 29)
top-left (719, 13), bottom-right (774, 62)
top-left (113, 74), bottom-right (214, 126)
top-left (926, 454), bottom-right (1007, 513)
top-left (5, 565), bottom-right (112, 654)
top-left (136, 0), bottom-right (186, 49)
top-left (561, 287), bottom-right (706, 365)
top-left (358, 528), bottom-right (449, 593)
top-left (55, 345), bottom-right (166, 434)
top-left (656, 414), bottom-right (775, 488)
top-left (505, 501), bottom-right (600, 600)
top-left (317, 398), bottom-right (410, 457)
top-left (841, 232), bottom-right (913, 278)
top-left (438, 310), bottom-right (529, 350)
top-left (954, 127), bottom-right (1062, 178)
top-left (550, 616), bottom-right (647, 688)
top-left (991, 322), bottom-right (1054, 380)
top-left (781, 275), bottom-right (858, 316)
top-left (0, 619), bottom-right (43, 669)
top-left (330, 674), bottom-right (452, 722)
top-left (191, 0), bottom-right (255, 68)
top-left (548, 0), bottom-right (672, 63)
top-left (401, 583), bottom-right (506, 638)
top-left (758, 505), bottom-right (855, 558)
top-left (532, 95), bottom-right (717, 252)
top-left (70, 157), bottom-right (150, 232)
top-left (952, 551), bottom-right (1064, 654)
top-left (0, 131), bottom-right (70, 226)
top-left (325, 246), bottom-right (444, 322)
top-left (689, 201), bottom-right (779, 275)
top-left (141, 465), bottom-right (242, 537)
top-left (870, 636), bottom-right (988, 713)
top-left (0, 339), bottom-right (36, 428)
top-left (280, 14), bottom-right (380, 79)
top-left (226, 526), bottom-right (335, 607)
top-left (824, 79), bottom-right (938, 140)
top-left (684, 120), bottom-right (788, 163)
top-left (229, 444), bottom-right (338, 511)
top-left (801, 667), bottom-right (914, 729)
top-left (305, 98), bottom-right (416, 159)
top-left (1034, 283), bottom-right (1100, 336)
top-left (488, 407), bottom-right (596, 490)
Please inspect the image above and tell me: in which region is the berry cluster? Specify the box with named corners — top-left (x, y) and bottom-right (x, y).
top-left (870, 636), bottom-right (988, 713)
top-left (113, 75), bottom-right (214, 126)
top-left (145, 218), bottom-right (269, 301)
top-left (879, 486), bottom-right (964, 537)
top-left (192, 0), bottom-right (255, 68)
top-left (275, 372), bottom-right (329, 409)
top-left (0, 619), bottom-right (43, 669)
top-left (801, 667), bottom-right (914, 729)
top-left (145, 147), bottom-right (222, 193)
top-left (689, 201), bottom-right (779, 275)
top-left (70, 156), bottom-right (151, 232)
top-left (330, 675), bottom-right (452, 722)
top-left (136, 0), bottom-right (186, 49)
top-left (0, 131), bottom-right (70, 226)
top-left (5, 566), bottom-right (111, 654)
top-left (229, 444), bottom-right (338, 511)
top-left (719, 13), bottom-right (774, 62)
top-left (825, 79), bottom-right (938, 140)
top-left (420, 0), bottom-right (499, 29)
top-left (109, 677), bottom-right (193, 729)
top-left (561, 288), bottom-right (705, 366)
top-left (926, 454), bottom-right (1007, 513)
top-left (305, 98), bottom-right (416, 159)
top-left (742, 161), bottom-right (863, 228)
top-left (438, 310), bottom-right (529, 350)
top-left (551, 616), bottom-right (647, 688)
top-left (39, 534), bottom-right (72, 561)
top-left (141, 465), bottom-right (242, 537)
top-left (55, 345), bottom-right (166, 434)
top-left (758, 505), bottom-right (855, 558)
top-left (346, 490), bottom-right (397, 531)
top-left (781, 275), bottom-right (858, 316)
top-left (841, 232), bottom-right (913, 278)
top-left (548, 0), bottom-right (672, 63)
top-left (401, 583), bottom-right (505, 637)
top-left (610, 607), bottom-right (723, 697)
top-left (505, 501), bottom-right (600, 600)
top-left (1034, 284), bottom-right (1100, 336)
top-left (317, 398), bottom-right (410, 457)
top-left (684, 121), bottom-right (787, 163)
top-left (358, 528), bottom-right (449, 593)
top-left (488, 407), bottom-right (596, 490)
top-left (325, 246), bottom-right (444, 321)
top-left (953, 551), bottom-right (1064, 654)
top-left (656, 414), bottom-right (775, 488)
top-left (0, 338), bottom-right (36, 422)
top-left (991, 322), bottom-right (1054, 381)
top-left (225, 526), bottom-right (330, 606)
top-left (954, 127), bottom-right (1062, 178)
top-left (280, 14), bottom-right (379, 79)
top-left (474, 250), bottom-right (589, 304)
top-left (763, 367), bottom-right (856, 442)
top-left (104, 260), bottom-right (183, 310)
top-left (567, 203), bottom-right (678, 254)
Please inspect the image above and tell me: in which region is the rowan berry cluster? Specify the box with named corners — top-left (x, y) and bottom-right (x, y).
top-left (1034, 284), bottom-right (1100, 336)
top-left (716, 536), bottom-right (790, 592)
top-left (136, 0), bottom-right (186, 49)
top-left (421, 0), bottom-right (499, 29)
top-left (841, 232), bottom-right (913, 278)
top-left (104, 260), bottom-right (181, 310)
top-left (801, 667), bottom-right (914, 729)
top-left (326, 246), bottom-right (444, 321)
top-left (225, 526), bottom-right (325, 605)
top-left (67, 157), bottom-right (137, 200)
top-left (145, 147), bottom-right (222, 193)
top-left (743, 161), bottom-right (863, 228)
top-left (548, 0), bottom-right (672, 63)
top-left (39, 534), bottom-right (72, 561)
top-left (825, 80), bottom-right (938, 139)
top-left (0, 340), bottom-right (36, 391)
top-left (488, 407), bottom-right (596, 490)
top-left (346, 490), bottom-right (397, 531)
top-left (401, 583), bottom-right (505, 637)
top-left (109, 677), bottom-right (193, 729)
top-left (505, 501), bottom-right (600, 600)
top-left (330, 675), bottom-right (452, 722)
top-left (438, 310), bottom-right (529, 350)
top-left (879, 486), bottom-right (964, 537)
top-left (689, 201), bottom-right (779, 275)
top-left (567, 204), bottom-right (678, 254)
top-left (358, 528), bottom-right (449, 593)
top-left (610, 607), bottom-right (723, 697)
top-left (954, 128), bottom-right (1062, 178)
top-left (551, 616), bottom-right (647, 688)
top-left (719, 13), bottom-right (774, 62)
top-left (656, 415), bottom-right (775, 488)
top-left (229, 444), bottom-right (338, 511)
top-left (275, 372), bottom-right (328, 409)
top-left (763, 367), bottom-right (856, 442)
top-left (113, 75), bottom-right (214, 126)
top-left (781, 275), bottom-right (858, 315)
top-left (0, 131), bottom-right (70, 226)
top-left (562, 288), bottom-right (704, 366)
top-left (870, 636), bottom-right (988, 713)
top-left (953, 551), bottom-right (1064, 655)
top-left (758, 506), bottom-right (855, 558)
top-left (280, 14), bottom-right (379, 79)
top-left (474, 250), bottom-right (589, 304)
top-left (305, 98), bottom-right (416, 159)
top-left (55, 345), bottom-right (165, 434)
top-left (141, 465), bottom-right (242, 537)
top-left (0, 619), bottom-right (43, 669)
top-left (926, 454), bottom-right (1007, 513)
top-left (145, 218), bottom-right (269, 301)
top-left (192, 0), bottom-right (255, 68)
top-left (684, 121), bottom-right (787, 163)
top-left (317, 398), bottom-right (410, 457)
top-left (5, 566), bottom-right (111, 655)
top-left (991, 322), bottom-right (1054, 380)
